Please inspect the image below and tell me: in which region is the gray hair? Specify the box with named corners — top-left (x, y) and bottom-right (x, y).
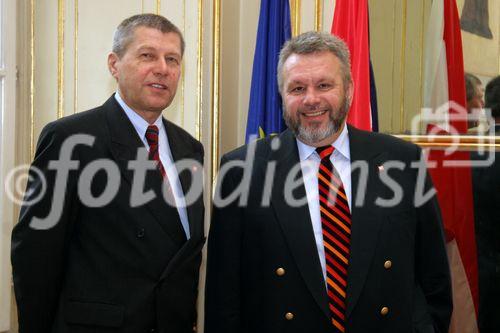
top-left (112, 14), bottom-right (185, 58)
top-left (277, 31), bottom-right (352, 94)
top-left (464, 72), bottom-right (482, 102)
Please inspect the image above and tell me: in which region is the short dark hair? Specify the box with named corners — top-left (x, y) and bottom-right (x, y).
top-left (112, 14), bottom-right (185, 57)
top-left (485, 75), bottom-right (500, 118)
top-left (277, 31), bottom-right (351, 94)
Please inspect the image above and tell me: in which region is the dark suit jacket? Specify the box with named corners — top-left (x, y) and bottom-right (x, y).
top-left (11, 95), bottom-right (205, 333)
top-left (472, 124), bottom-right (500, 332)
top-left (205, 126), bottom-right (452, 333)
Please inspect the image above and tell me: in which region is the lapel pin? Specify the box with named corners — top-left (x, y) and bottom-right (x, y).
top-left (192, 166), bottom-right (198, 172)
top-left (378, 165), bottom-right (384, 172)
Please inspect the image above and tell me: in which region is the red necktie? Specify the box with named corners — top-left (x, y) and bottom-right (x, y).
top-left (316, 146), bottom-right (351, 333)
top-left (145, 125), bottom-right (166, 178)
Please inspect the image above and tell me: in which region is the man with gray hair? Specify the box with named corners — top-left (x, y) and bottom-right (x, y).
top-left (465, 72), bottom-right (485, 130)
top-left (205, 31), bottom-right (451, 333)
top-left (12, 14), bottom-right (205, 333)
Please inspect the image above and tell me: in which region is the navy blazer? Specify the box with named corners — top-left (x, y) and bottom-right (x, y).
top-left (205, 126), bottom-right (452, 333)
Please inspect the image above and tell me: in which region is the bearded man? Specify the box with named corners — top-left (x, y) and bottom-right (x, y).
top-left (205, 31), bottom-right (452, 333)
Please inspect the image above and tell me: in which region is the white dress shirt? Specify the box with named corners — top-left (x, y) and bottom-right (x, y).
top-left (115, 92), bottom-right (190, 240)
top-left (296, 124), bottom-right (352, 285)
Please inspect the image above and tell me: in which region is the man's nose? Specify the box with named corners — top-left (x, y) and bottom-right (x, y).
top-left (303, 88), bottom-right (320, 106)
top-left (153, 58), bottom-right (169, 76)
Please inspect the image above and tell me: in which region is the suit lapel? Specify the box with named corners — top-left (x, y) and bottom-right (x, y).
top-left (271, 130), bottom-right (331, 319)
top-left (345, 126), bottom-right (387, 317)
top-left (103, 96), bottom-right (186, 247)
top-left (157, 119), bottom-right (205, 282)
top-left (163, 119), bottom-right (204, 241)
top-left (269, 126), bottom-right (390, 319)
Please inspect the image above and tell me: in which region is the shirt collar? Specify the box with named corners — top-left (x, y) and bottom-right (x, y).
top-left (114, 91), bottom-right (164, 140)
top-left (296, 123), bottom-right (351, 161)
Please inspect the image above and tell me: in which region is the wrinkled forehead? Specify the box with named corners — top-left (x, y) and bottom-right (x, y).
top-left (285, 51), bottom-right (340, 65)
top-left (129, 27), bottom-right (182, 52)
top-left (125, 26), bottom-right (182, 51)
top-left (283, 52), bottom-right (343, 79)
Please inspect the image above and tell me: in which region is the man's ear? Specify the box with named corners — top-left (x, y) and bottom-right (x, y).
top-left (347, 81), bottom-right (354, 107)
top-left (107, 53), bottom-right (119, 78)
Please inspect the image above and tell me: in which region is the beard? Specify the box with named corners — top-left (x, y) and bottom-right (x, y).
top-left (283, 93), bottom-right (350, 146)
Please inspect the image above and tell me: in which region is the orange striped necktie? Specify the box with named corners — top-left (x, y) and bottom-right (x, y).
top-left (316, 145), bottom-right (351, 333)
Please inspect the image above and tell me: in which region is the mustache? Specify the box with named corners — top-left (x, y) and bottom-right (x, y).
top-left (298, 106), bottom-right (329, 113)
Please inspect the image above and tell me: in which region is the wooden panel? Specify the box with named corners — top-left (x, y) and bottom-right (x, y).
top-left (369, 0), bottom-right (397, 133)
top-left (33, 1), bottom-right (58, 140)
top-left (1, 0), bottom-right (17, 330)
top-left (368, 0), bottom-right (430, 134)
top-left (402, 0), bottom-right (427, 133)
top-left (31, 0), bottom-right (207, 139)
top-left (300, 0), bottom-right (315, 33)
top-left (77, 1), bottom-right (140, 114)
top-left (322, 0), bottom-right (334, 32)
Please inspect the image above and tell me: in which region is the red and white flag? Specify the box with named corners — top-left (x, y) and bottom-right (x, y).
top-left (423, 0), bottom-right (479, 332)
top-left (331, 0), bottom-right (376, 131)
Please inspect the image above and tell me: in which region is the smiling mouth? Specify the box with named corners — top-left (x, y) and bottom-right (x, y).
top-left (302, 109), bottom-right (327, 117)
top-left (149, 83), bottom-right (167, 90)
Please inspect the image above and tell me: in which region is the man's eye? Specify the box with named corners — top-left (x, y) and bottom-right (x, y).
top-left (290, 87), bottom-right (304, 93)
top-left (166, 57), bottom-right (180, 65)
top-left (141, 53), bottom-right (154, 59)
top-left (318, 83), bottom-right (331, 90)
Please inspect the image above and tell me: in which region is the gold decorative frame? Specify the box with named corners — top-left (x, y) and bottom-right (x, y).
top-left (290, 0), bottom-right (301, 37)
top-left (314, 0), bottom-right (322, 31)
top-left (74, 0), bottom-right (79, 114)
top-left (196, 0), bottom-right (203, 141)
top-left (57, 0), bottom-right (64, 119)
top-left (397, 135), bottom-right (500, 150)
top-left (211, 0), bottom-right (221, 183)
top-left (30, 0), bottom-right (35, 159)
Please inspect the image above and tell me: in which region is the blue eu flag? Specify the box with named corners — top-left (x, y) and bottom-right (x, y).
top-left (245, 0), bottom-right (291, 143)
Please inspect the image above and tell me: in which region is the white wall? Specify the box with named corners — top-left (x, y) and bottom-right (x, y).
top-left (0, 0), bottom-right (16, 330)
